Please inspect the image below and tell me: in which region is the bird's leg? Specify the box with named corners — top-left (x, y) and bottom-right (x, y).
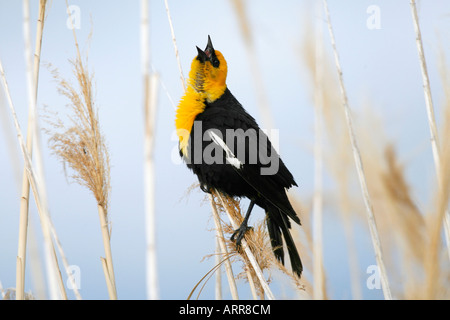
top-left (231, 200), bottom-right (255, 249)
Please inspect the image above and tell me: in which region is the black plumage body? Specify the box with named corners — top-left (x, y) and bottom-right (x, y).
top-left (181, 87), bottom-right (303, 276)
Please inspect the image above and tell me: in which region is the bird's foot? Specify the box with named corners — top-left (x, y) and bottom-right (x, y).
top-left (230, 223), bottom-right (253, 250)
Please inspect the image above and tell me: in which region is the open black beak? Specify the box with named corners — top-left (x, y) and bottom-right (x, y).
top-left (196, 46), bottom-right (207, 63)
top-left (204, 35), bottom-right (215, 60)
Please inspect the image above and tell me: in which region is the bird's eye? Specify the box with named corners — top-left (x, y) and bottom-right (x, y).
top-left (212, 58), bottom-right (220, 68)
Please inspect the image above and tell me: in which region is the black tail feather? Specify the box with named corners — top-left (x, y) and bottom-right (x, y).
top-left (266, 204), bottom-right (303, 278)
top-left (266, 214), bottom-right (284, 265)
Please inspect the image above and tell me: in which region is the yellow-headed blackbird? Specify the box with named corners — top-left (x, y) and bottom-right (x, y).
top-left (175, 36), bottom-right (302, 277)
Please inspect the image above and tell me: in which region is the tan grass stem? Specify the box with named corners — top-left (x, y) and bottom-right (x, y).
top-left (409, 0), bottom-right (450, 261)
top-left (322, 0), bottom-right (392, 300)
top-left (57, 0), bottom-right (116, 299)
top-left (312, 5), bottom-right (326, 299)
top-left (210, 195), bottom-right (240, 300)
top-left (417, 45), bottom-right (450, 298)
top-left (164, 0), bottom-right (186, 91)
top-left (214, 237), bottom-right (223, 299)
top-left (245, 268), bottom-right (258, 300)
top-left (409, 0), bottom-right (441, 175)
top-left (0, 57), bottom-right (67, 300)
top-left (98, 205), bottom-right (117, 299)
top-left (141, 0), bottom-right (160, 300)
top-left (19, 0), bottom-right (72, 300)
top-left (143, 72), bottom-right (160, 300)
top-left (23, 1), bottom-right (73, 300)
top-left (16, 0), bottom-right (47, 300)
top-left (214, 190), bottom-right (275, 300)
top-left (21, 0), bottom-right (48, 300)
top-left (48, 57), bottom-right (116, 298)
top-left (47, 218), bottom-right (81, 299)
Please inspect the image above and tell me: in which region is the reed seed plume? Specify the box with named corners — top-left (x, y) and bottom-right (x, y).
top-left (45, 49), bottom-right (116, 298)
top-left (47, 57), bottom-right (111, 213)
top-left (380, 145), bottom-right (425, 260)
top-left (16, 0), bottom-right (49, 300)
top-left (355, 113), bottom-right (424, 298)
top-left (437, 48), bottom-right (450, 259)
top-left (410, 0), bottom-right (450, 265)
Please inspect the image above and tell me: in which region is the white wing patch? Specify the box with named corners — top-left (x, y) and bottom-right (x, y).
top-left (208, 131), bottom-right (242, 169)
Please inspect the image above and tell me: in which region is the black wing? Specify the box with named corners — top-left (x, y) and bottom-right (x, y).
top-left (200, 88), bottom-right (299, 223)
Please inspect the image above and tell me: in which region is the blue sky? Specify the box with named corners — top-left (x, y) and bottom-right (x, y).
top-left (0, 1), bottom-right (449, 300)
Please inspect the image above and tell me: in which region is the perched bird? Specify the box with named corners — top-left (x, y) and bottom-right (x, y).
top-left (175, 36), bottom-right (302, 277)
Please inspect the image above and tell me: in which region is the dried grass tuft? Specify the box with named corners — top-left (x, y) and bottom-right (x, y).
top-left (208, 191), bottom-right (306, 299)
top-left (46, 57), bottom-right (111, 213)
top-left (45, 49), bottom-right (116, 298)
top-left (210, 192), bottom-right (271, 299)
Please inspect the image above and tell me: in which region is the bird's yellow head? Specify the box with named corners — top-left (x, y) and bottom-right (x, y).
top-left (175, 36), bottom-right (228, 157)
top-left (202, 36), bottom-right (228, 102)
top-left (187, 36), bottom-right (228, 101)
top-left (175, 48), bottom-right (209, 157)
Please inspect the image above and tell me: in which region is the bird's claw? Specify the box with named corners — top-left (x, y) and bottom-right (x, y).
top-left (231, 225), bottom-right (253, 250)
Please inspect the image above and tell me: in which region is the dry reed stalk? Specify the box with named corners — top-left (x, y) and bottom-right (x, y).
top-left (16, 0), bottom-right (47, 300)
top-left (357, 106), bottom-right (449, 299)
top-left (52, 1), bottom-right (116, 299)
top-left (213, 190), bottom-right (275, 300)
top-left (98, 205), bottom-right (116, 299)
top-left (0, 56), bottom-right (68, 300)
top-left (436, 48), bottom-right (450, 289)
top-left (164, 0), bottom-right (186, 91)
top-left (47, 53), bottom-right (115, 300)
top-left (245, 269), bottom-right (258, 300)
top-left (20, 0), bottom-right (74, 300)
top-left (299, 15), bottom-right (327, 298)
top-left (0, 90), bottom-right (22, 188)
top-left (311, 4), bottom-right (326, 300)
top-left (409, 0), bottom-right (442, 176)
top-left (353, 109), bottom-right (425, 298)
top-left (141, 0), bottom-right (160, 300)
top-left (214, 237), bottom-right (223, 299)
top-left (27, 223), bottom-right (46, 299)
top-left (241, 226), bottom-right (271, 299)
top-left (302, 10), bottom-right (362, 299)
top-left (46, 218), bottom-right (82, 300)
top-left (303, 51), bottom-right (357, 298)
top-left (409, 0), bottom-right (450, 261)
top-left (322, 0), bottom-right (392, 299)
top-left (209, 195), bottom-right (240, 299)
top-left (24, 0), bottom-right (80, 300)
top-left (421, 49), bottom-right (450, 299)
top-left (187, 250), bottom-right (239, 300)
top-left (47, 61), bottom-right (115, 298)
top-left (21, 0), bottom-right (50, 300)
top-left (143, 72), bottom-right (160, 299)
